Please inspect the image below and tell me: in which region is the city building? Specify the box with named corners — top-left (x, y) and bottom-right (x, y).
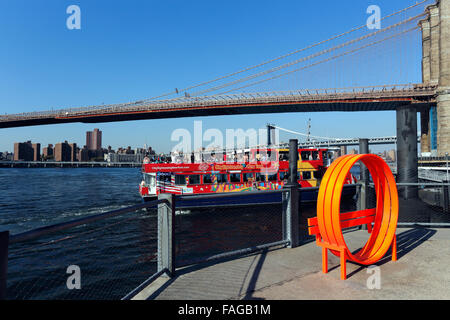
top-left (0, 151), bottom-right (13, 161)
top-left (13, 141), bottom-right (40, 161)
top-left (387, 149), bottom-right (396, 162)
top-left (42, 144), bottom-right (54, 160)
top-left (86, 128), bottom-right (102, 151)
top-left (54, 141), bottom-right (73, 162)
top-left (77, 146), bottom-right (89, 162)
top-left (32, 143), bottom-right (41, 161)
top-left (69, 143), bottom-right (77, 162)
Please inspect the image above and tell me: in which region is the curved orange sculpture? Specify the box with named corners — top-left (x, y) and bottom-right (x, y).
top-left (308, 154), bottom-right (398, 280)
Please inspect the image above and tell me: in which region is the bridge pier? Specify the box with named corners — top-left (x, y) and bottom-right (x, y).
top-left (396, 106), bottom-right (419, 199)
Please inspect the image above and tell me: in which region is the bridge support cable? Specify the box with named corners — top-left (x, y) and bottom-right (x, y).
top-left (143, 0), bottom-right (432, 101)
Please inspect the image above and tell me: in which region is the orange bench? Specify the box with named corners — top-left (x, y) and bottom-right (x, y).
top-left (308, 208), bottom-right (396, 280)
top-left (308, 154), bottom-right (398, 280)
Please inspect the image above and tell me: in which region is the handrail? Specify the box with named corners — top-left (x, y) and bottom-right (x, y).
top-left (121, 267), bottom-right (168, 300)
top-left (176, 188), bottom-right (285, 201)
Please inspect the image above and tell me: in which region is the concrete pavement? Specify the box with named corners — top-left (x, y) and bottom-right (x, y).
top-left (137, 227), bottom-right (450, 300)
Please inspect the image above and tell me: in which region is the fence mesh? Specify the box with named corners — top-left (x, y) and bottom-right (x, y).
top-left (174, 202), bottom-right (283, 267)
top-left (366, 183), bottom-right (450, 224)
top-left (5, 179), bottom-right (450, 300)
top-left (7, 208), bottom-right (158, 300)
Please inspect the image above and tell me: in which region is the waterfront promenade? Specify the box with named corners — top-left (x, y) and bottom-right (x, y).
top-left (134, 227), bottom-right (450, 300)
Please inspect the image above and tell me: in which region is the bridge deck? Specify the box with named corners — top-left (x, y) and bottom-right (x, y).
top-left (0, 85), bottom-right (436, 128)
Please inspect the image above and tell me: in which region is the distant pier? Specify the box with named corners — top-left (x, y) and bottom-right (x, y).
top-left (0, 161), bottom-right (142, 168)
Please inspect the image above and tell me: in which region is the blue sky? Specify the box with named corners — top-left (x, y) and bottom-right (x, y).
top-left (0, 0), bottom-right (428, 153)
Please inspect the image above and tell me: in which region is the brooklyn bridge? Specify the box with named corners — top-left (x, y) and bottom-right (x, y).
top-left (1, 1), bottom-right (449, 169)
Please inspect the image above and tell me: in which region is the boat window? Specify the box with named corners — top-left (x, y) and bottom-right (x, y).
top-left (256, 173), bottom-right (265, 182)
top-left (313, 170), bottom-right (322, 179)
top-left (279, 171), bottom-right (289, 181)
top-left (322, 151), bottom-right (328, 165)
top-left (229, 173), bottom-right (241, 183)
top-left (302, 171), bottom-right (312, 180)
top-left (279, 151), bottom-right (289, 161)
top-left (189, 175), bottom-right (200, 185)
top-left (144, 174), bottom-right (156, 186)
top-left (216, 173), bottom-right (228, 183)
top-left (268, 173), bottom-right (278, 181)
top-left (175, 175), bottom-right (186, 185)
top-left (158, 173), bottom-right (171, 182)
top-left (243, 172), bottom-right (254, 182)
top-left (312, 151), bottom-right (319, 160)
top-left (301, 151), bottom-right (311, 161)
top-left (203, 174), bottom-right (213, 184)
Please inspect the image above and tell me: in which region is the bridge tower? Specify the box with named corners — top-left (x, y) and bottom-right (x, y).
top-left (419, 0), bottom-right (450, 156)
top-left (437, 0), bottom-right (450, 157)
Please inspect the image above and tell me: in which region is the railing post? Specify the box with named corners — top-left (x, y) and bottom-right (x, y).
top-left (157, 194), bottom-right (175, 277)
top-left (357, 180), bottom-right (367, 209)
top-left (442, 181), bottom-right (449, 214)
top-left (282, 187), bottom-right (299, 248)
top-left (358, 138), bottom-right (370, 231)
top-left (0, 231), bottom-right (9, 300)
top-left (283, 139), bottom-right (300, 248)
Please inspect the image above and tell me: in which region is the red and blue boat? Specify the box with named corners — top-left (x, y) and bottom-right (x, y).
top-left (139, 147), bottom-right (357, 208)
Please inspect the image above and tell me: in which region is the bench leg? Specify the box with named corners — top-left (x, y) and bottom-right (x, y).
top-left (340, 249), bottom-right (347, 280)
top-left (322, 247), bottom-right (328, 274)
top-left (392, 234), bottom-right (397, 261)
top-left (367, 222), bottom-right (372, 233)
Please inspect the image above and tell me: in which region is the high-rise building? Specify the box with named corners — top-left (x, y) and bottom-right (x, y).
top-left (387, 149), bottom-right (396, 162)
top-left (78, 145), bottom-right (89, 161)
top-left (13, 141), bottom-right (36, 161)
top-left (43, 144), bottom-right (54, 158)
top-left (32, 143), bottom-right (40, 161)
top-left (86, 128), bottom-right (102, 151)
top-left (54, 141), bottom-right (72, 162)
top-left (69, 143), bottom-right (78, 162)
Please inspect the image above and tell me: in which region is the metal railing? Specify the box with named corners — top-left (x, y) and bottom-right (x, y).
top-left (365, 181), bottom-right (450, 226)
top-left (0, 186), bottom-right (304, 300)
top-left (1, 199), bottom-right (159, 300)
top-left (2, 179), bottom-right (447, 300)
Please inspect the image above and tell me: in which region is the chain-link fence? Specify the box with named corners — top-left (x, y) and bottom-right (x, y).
top-left (173, 191), bottom-right (286, 268)
top-left (174, 204), bottom-right (284, 267)
top-left (3, 179), bottom-right (448, 300)
top-left (365, 182), bottom-right (450, 225)
top-left (5, 202), bottom-right (159, 300)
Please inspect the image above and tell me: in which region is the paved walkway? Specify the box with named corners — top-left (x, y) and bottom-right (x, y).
top-left (137, 228), bottom-right (450, 300)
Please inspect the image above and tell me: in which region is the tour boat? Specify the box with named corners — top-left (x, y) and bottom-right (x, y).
top-left (139, 147), bottom-right (357, 208)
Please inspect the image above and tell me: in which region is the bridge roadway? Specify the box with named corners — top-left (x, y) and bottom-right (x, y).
top-left (0, 85), bottom-right (436, 128)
